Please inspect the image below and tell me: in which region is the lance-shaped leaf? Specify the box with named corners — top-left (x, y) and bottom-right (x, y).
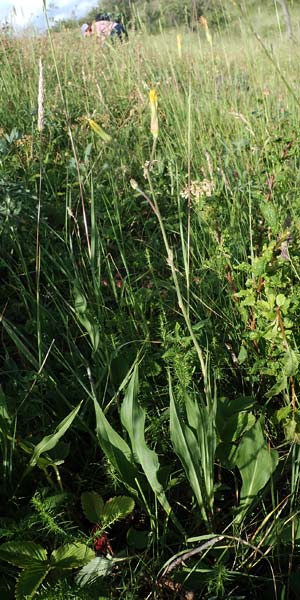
top-left (120, 366), bottom-right (172, 518)
top-left (29, 402), bottom-right (82, 467)
top-left (234, 419), bottom-right (279, 523)
top-left (169, 385), bottom-right (211, 526)
top-left (93, 395), bottom-right (138, 493)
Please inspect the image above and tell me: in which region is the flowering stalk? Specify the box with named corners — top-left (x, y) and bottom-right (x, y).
top-left (199, 15), bottom-right (213, 48)
top-left (149, 89), bottom-right (158, 139)
top-left (149, 89), bottom-right (158, 165)
top-left (177, 33), bottom-right (182, 59)
top-left (37, 57), bottom-right (44, 368)
top-left (37, 57), bottom-right (44, 133)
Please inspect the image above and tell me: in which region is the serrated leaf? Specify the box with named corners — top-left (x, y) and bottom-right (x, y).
top-left (81, 491), bottom-right (105, 524)
top-left (16, 563), bottom-right (50, 600)
top-left (234, 420), bottom-right (279, 523)
top-left (29, 402), bottom-right (82, 467)
top-left (0, 541), bottom-right (47, 568)
top-left (120, 366), bottom-right (173, 518)
top-left (76, 556), bottom-right (114, 587)
top-left (102, 496), bottom-right (134, 524)
top-left (50, 543), bottom-right (94, 569)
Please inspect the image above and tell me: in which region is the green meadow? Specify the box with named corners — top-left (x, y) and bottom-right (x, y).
top-left (1, 3), bottom-right (300, 598)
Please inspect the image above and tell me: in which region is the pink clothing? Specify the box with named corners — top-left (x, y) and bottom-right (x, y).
top-left (94, 20), bottom-right (116, 42)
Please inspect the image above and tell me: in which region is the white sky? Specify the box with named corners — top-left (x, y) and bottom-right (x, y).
top-left (0, 0), bottom-right (97, 28)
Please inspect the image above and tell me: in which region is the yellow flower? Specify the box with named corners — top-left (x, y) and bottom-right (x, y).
top-left (199, 15), bottom-right (212, 47)
top-left (149, 89), bottom-right (158, 105)
top-left (149, 89), bottom-right (158, 139)
top-left (177, 33), bottom-right (182, 58)
top-left (199, 15), bottom-right (208, 30)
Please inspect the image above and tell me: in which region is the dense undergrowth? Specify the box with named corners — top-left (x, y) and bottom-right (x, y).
top-left (1, 7), bottom-right (300, 599)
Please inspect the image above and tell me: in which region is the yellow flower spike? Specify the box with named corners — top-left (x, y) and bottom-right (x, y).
top-left (87, 118), bottom-right (112, 143)
top-left (177, 33), bottom-right (182, 59)
top-left (149, 89), bottom-right (159, 139)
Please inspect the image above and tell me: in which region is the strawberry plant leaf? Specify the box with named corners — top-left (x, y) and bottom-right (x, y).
top-left (81, 491), bottom-right (105, 524)
top-left (76, 557), bottom-right (114, 587)
top-left (102, 496), bottom-right (134, 524)
top-left (50, 543), bottom-right (94, 569)
top-left (16, 564), bottom-right (50, 600)
top-left (0, 541), bottom-right (47, 568)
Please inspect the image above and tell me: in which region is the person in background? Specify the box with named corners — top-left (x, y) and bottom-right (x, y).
top-left (111, 15), bottom-right (128, 41)
top-left (93, 13), bottom-right (128, 43)
top-left (81, 23), bottom-right (93, 36)
top-left (93, 13), bottom-right (114, 42)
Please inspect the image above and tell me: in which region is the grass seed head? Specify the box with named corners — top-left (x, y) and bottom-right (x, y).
top-left (37, 57), bottom-right (44, 133)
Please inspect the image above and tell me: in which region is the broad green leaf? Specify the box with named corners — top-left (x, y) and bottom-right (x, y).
top-left (276, 294), bottom-right (287, 308)
top-left (29, 402), bottom-right (82, 467)
top-left (260, 202), bottom-right (278, 230)
top-left (76, 557), bottom-right (114, 587)
top-left (102, 496), bottom-right (134, 524)
top-left (266, 376), bottom-right (287, 399)
top-left (284, 419), bottom-right (300, 444)
top-left (283, 348), bottom-right (299, 377)
top-left (0, 541), bottom-right (47, 567)
top-left (237, 345), bottom-right (248, 364)
top-left (16, 564), bottom-right (50, 600)
top-left (50, 543), bottom-right (94, 569)
top-left (93, 396), bottom-right (138, 493)
top-left (120, 366), bottom-right (173, 518)
top-left (234, 420), bottom-right (279, 523)
top-left (81, 491), bottom-right (104, 524)
top-left (221, 411), bottom-right (256, 442)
